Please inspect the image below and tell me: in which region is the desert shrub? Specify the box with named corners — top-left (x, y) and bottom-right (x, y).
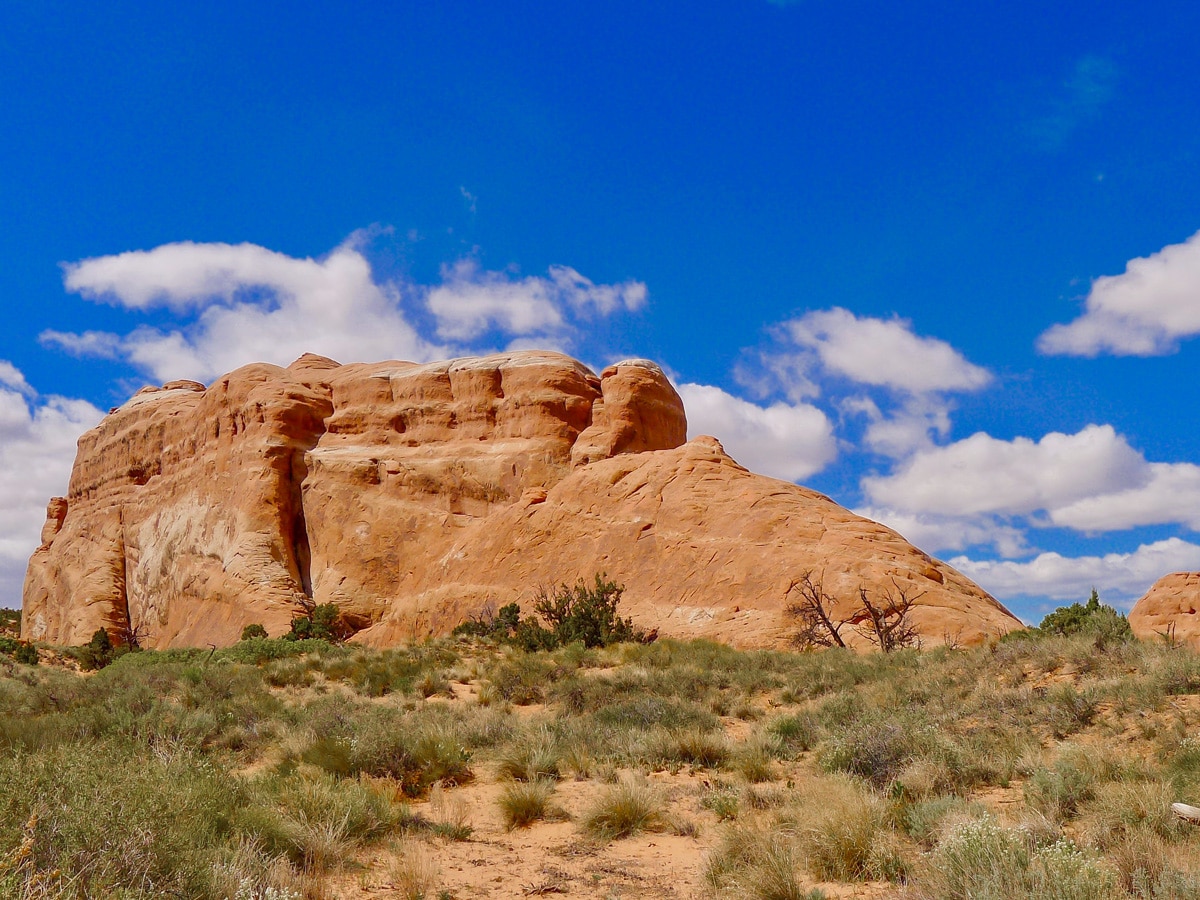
top-left (457, 575), bottom-right (647, 651)
top-left (240, 623), bottom-right (269, 641)
top-left (527, 574), bottom-right (647, 649)
top-left (452, 601), bottom-right (521, 640)
top-left (0, 637), bottom-right (37, 665)
top-left (583, 776), bottom-right (668, 839)
top-left (917, 816), bottom-right (1118, 900)
top-left (217, 636), bottom-right (335, 665)
top-left (819, 718), bottom-right (916, 789)
top-left (75, 627), bottom-right (119, 670)
top-left (1024, 753), bottom-right (1098, 823)
top-left (284, 603), bottom-right (352, 643)
top-left (767, 712), bottom-right (821, 757)
top-left (1037, 590), bottom-right (1133, 644)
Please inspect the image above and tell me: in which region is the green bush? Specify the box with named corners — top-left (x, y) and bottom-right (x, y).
top-left (1037, 590), bottom-right (1132, 643)
top-left (76, 627), bottom-right (118, 670)
top-left (455, 574), bottom-right (649, 651)
top-left (0, 637), bottom-right (37, 665)
top-left (284, 603), bottom-right (352, 643)
top-left (240, 623), bottom-right (269, 641)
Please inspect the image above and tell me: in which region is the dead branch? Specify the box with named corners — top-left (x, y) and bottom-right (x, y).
top-left (785, 571), bottom-right (848, 650)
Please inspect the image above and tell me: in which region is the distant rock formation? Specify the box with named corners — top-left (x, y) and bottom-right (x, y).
top-left (22, 351), bottom-right (1021, 649)
top-left (1130, 572), bottom-right (1200, 647)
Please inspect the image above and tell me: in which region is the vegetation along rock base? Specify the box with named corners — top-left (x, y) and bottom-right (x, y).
top-left (4, 595), bottom-right (1200, 899)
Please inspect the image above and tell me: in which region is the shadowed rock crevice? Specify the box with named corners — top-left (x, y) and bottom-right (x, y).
top-left (22, 350), bottom-right (1022, 649)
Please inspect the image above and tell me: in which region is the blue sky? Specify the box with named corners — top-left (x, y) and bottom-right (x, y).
top-left (4, 1), bottom-right (1200, 620)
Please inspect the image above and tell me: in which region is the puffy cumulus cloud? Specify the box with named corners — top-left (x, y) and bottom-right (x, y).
top-left (862, 424), bottom-right (1148, 518)
top-left (778, 308), bottom-right (992, 395)
top-left (0, 366), bottom-right (104, 606)
top-left (51, 240), bottom-right (440, 382)
top-left (950, 538), bottom-right (1200, 607)
top-left (426, 260), bottom-right (646, 341)
top-left (1049, 462), bottom-right (1200, 531)
top-left (677, 383), bottom-right (837, 482)
top-left (1039, 229), bottom-right (1200, 356)
top-left (47, 238), bottom-right (646, 384)
top-left (736, 308), bottom-right (990, 459)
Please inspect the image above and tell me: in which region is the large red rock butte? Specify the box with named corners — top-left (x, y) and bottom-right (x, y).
top-left (22, 351), bottom-right (1021, 650)
top-left (1129, 573), bottom-right (1200, 648)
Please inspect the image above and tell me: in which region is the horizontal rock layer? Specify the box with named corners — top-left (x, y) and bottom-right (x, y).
top-left (23, 351), bottom-right (1021, 649)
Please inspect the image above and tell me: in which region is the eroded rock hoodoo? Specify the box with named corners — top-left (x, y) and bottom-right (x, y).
top-left (22, 351), bottom-right (1021, 649)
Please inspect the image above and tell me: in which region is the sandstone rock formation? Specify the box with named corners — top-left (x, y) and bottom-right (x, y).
top-left (1130, 572), bottom-right (1200, 648)
top-left (23, 351), bottom-right (1022, 650)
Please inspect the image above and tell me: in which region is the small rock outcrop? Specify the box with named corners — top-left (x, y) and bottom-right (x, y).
top-left (22, 351), bottom-right (1022, 649)
top-left (1130, 572), bottom-right (1200, 647)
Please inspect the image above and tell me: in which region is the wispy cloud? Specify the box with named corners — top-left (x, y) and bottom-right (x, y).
top-left (1038, 229), bottom-right (1200, 356)
top-left (1028, 55), bottom-right (1119, 151)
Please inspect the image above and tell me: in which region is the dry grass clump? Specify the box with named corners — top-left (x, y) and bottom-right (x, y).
top-left (495, 726), bottom-right (561, 781)
top-left (498, 778), bottom-right (568, 829)
top-left (386, 837), bottom-right (439, 900)
top-left (706, 824), bottom-right (825, 900)
top-left (582, 775), bottom-right (669, 839)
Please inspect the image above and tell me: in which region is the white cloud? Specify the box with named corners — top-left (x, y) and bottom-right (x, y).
top-left (1048, 462), bottom-right (1200, 531)
top-left (856, 506), bottom-right (1032, 559)
top-left (0, 367), bottom-right (104, 607)
top-left (779, 308), bottom-right (992, 395)
top-left (0, 362), bottom-right (33, 395)
top-left (844, 394), bottom-right (954, 458)
top-left (1039, 229), bottom-right (1200, 356)
top-left (861, 422), bottom-right (1200, 545)
top-left (427, 260), bottom-right (646, 341)
top-left (863, 424), bottom-right (1148, 518)
top-left (678, 382), bottom-right (837, 482)
top-left (48, 238), bottom-right (645, 384)
top-left (735, 308), bottom-right (989, 459)
top-left (950, 538), bottom-right (1200, 606)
